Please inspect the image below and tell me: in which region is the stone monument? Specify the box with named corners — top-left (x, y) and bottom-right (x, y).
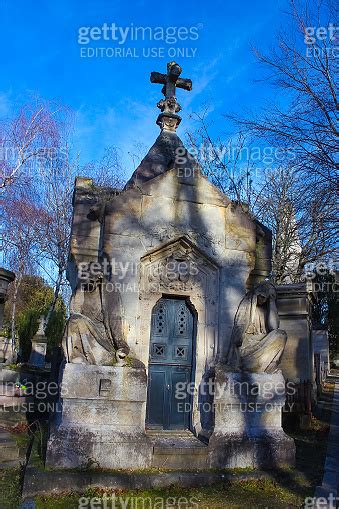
top-left (46, 62), bottom-right (294, 471)
top-left (276, 283), bottom-right (314, 382)
top-left (0, 268), bottom-right (15, 364)
top-left (29, 316), bottom-right (48, 368)
top-left (209, 281), bottom-right (295, 468)
top-left (312, 328), bottom-right (330, 387)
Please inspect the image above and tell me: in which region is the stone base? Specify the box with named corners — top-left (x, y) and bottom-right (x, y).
top-left (209, 431), bottom-right (295, 469)
top-left (46, 364), bottom-right (296, 471)
top-left (0, 367), bottom-right (19, 383)
top-left (29, 338), bottom-right (47, 368)
top-left (23, 465), bottom-right (272, 499)
top-left (46, 363), bottom-right (152, 470)
top-left (208, 369), bottom-right (296, 468)
top-left (47, 426), bottom-right (152, 469)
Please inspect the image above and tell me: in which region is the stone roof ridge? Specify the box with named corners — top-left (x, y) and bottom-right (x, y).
top-left (124, 129), bottom-right (200, 190)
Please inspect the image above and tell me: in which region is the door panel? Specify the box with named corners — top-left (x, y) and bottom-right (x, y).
top-left (147, 367), bottom-right (167, 427)
top-left (146, 298), bottom-right (194, 430)
top-left (169, 367), bottom-right (191, 429)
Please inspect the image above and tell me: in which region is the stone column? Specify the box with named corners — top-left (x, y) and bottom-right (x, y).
top-left (246, 221), bottom-right (272, 289)
top-left (276, 283), bottom-right (315, 382)
top-left (312, 328), bottom-right (330, 385)
top-left (0, 268), bottom-right (15, 363)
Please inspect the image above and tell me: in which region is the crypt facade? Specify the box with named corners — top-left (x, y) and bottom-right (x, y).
top-left (47, 62), bottom-right (294, 470)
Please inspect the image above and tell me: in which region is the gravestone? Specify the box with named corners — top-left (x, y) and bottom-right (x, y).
top-left (46, 62), bottom-right (294, 471)
top-left (29, 316), bottom-right (47, 368)
top-left (0, 268), bottom-right (15, 363)
top-left (312, 328), bottom-right (330, 385)
top-left (276, 283), bottom-right (314, 382)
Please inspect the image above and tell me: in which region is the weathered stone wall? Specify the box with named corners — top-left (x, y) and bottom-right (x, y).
top-left (68, 161), bottom-right (271, 434)
top-left (312, 328), bottom-right (330, 383)
top-left (209, 370), bottom-right (295, 468)
top-left (276, 284), bottom-right (314, 382)
top-left (46, 364), bottom-right (152, 469)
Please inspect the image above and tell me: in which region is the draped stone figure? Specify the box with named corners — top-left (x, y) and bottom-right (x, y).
top-left (63, 263), bottom-right (142, 367)
top-left (227, 281), bottom-right (287, 373)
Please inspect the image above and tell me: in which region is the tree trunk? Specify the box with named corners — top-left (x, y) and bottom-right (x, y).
top-left (45, 269), bottom-right (63, 329)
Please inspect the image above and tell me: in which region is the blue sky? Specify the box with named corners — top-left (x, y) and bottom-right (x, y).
top-left (0, 0), bottom-right (289, 177)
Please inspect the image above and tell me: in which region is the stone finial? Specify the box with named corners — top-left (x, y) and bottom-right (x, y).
top-left (150, 61), bottom-right (192, 131)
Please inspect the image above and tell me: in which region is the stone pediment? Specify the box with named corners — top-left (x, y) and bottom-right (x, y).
top-left (139, 237), bottom-right (219, 300)
top-left (123, 130), bottom-right (230, 209)
top-left (124, 130), bottom-right (186, 190)
top-left (138, 165), bottom-right (231, 209)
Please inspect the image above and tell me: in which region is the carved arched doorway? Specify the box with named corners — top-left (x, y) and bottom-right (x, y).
top-left (146, 297), bottom-right (195, 430)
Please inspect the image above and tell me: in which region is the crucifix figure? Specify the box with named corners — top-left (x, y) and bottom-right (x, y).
top-left (150, 62), bottom-right (192, 131)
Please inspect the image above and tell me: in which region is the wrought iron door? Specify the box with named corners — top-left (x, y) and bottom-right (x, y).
top-left (146, 298), bottom-right (194, 430)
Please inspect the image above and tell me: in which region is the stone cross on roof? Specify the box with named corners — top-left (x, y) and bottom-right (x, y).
top-left (151, 61), bottom-right (192, 99)
top-left (150, 61), bottom-right (192, 132)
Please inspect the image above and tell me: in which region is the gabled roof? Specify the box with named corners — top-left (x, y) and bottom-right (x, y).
top-left (124, 130), bottom-right (198, 190)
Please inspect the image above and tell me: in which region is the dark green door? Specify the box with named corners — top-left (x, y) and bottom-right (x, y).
top-left (146, 298), bottom-right (194, 430)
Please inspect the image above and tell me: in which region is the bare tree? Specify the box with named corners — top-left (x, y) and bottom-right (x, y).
top-left (83, 146), bottom-right (126, 189)
top-left (254, 166), bottom-right (337, 283)
top-left (187, 108), bottom-right (337, 283)
top-left (34, 146), bottom-right (76, 326)
top-left (186, 110), bottom-right (259, 211)
top-left (227, 0), bottom-right (337, 191)
top-left (187, 0), bottom-right (337, 283)
top-left (1, 100), bottom-right (75, 333)
top-left (128, 141), bottom-right (149, 172)
top-left (3, 192), bottom-right (45, 356)
top-left (1, 96), bottom-right (130, 345)
top-left (0, 98), bottom-right (69, 189)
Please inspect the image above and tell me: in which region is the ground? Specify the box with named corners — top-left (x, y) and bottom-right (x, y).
top-left (0, 375), bottom-right (335, 509)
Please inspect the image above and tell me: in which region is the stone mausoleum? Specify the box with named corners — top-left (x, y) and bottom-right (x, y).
top-left (47, 62), bottom-right (295, 471)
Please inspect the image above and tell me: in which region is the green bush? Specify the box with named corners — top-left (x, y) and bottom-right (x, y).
top-left (5, 275), bottom-right (66, 362)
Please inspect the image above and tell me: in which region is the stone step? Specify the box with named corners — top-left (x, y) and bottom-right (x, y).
top-left (0, 430), bottom-right (20, 462)
top-left (0, 458), bottom-right (23, 469)
top-left (0, 400), bottom-right (29, 427)
top-left (0, 430), bottom-right (14, 441)
top-left (0, 442), bottom-right (20, 461)
top-left (148, 431), bottom-right (209, 469)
